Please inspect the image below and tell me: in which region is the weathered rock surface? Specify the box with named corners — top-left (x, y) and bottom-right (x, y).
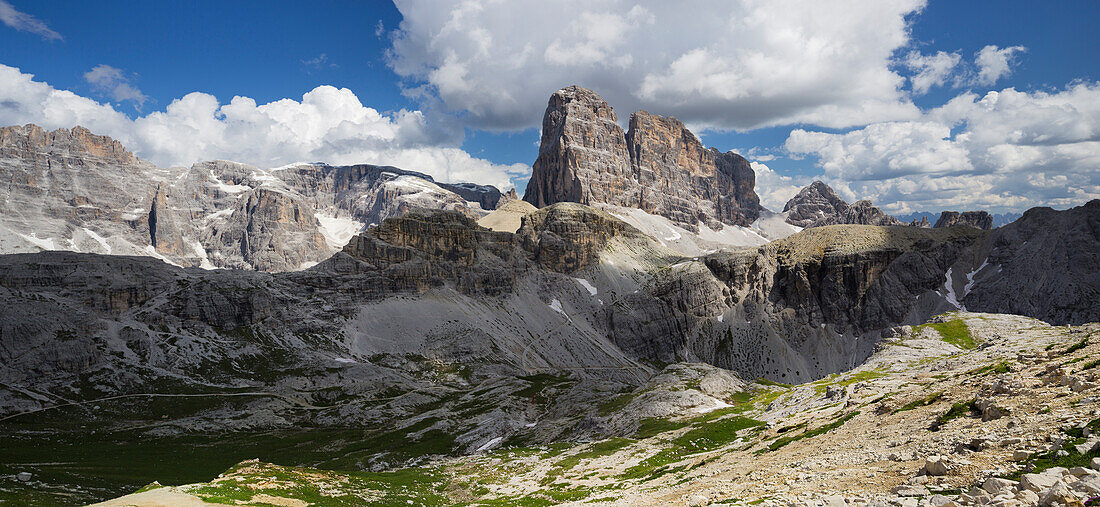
top-left (477, 199), bottom-right (537, 233)
top-left (523, 86), bottom-right (761, 231)
top-left (964, 199), bottom-right (1100, 325)
top-left (784, 181), bottom-right (902, 228)
top-left (935, 210), bottom-right (994, 230)
top-left (0, 124), bottom-right (510, 272)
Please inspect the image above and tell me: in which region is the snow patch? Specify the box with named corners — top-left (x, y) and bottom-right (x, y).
top-left (475, 436), bottom-right (503, 453)
top-left (574, 278), bottom-right (597, 296)
top-left (751, 212), bottom-right (802, 240)
top-left (208, 170), bottom-right (250, 194)
top-left (963, 259), bottom-right (989, 296)
top-left (333, 357), bottom-right (357, 364)
top-left (81, 228), bottom-right (112, 254)
top-left (315, 213), bottom-right (364, 249)
top-left (717, 314), bottom-right (724, 323)
top-left (942, 267), bottom-right (965, 310)
top-left (16, 233), bottom-right (57, 251)
top-left (205, 208), bottom-right (234, 221)
top-left (548, 299), bottom-right (568, 319)
top-left (142, 245), bottom-right (183, 267)
top-left (184, 238), bottom-right (216, 269)
top-left (694, 397), bottom-right (732, 414)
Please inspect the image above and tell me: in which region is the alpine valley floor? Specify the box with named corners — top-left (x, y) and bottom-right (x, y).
top-left (50, 312), bottom-right (1100, 506)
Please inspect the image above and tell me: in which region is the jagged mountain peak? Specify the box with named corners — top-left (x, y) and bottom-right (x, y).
top-left (784, 180), bottom-right (901, 228)
top-left (0, 123), bottom-right (140, 165)
top-left (524, 85), bottom-right (761, 232)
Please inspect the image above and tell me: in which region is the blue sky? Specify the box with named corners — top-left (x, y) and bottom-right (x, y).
top-left (1, 0), bottom-right (1098, 214)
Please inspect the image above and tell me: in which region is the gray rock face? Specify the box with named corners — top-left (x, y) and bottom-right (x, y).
top-left (208, 188), bottom-right (329, 271)
top-left (784, 181), bottom-right (902, 228)
top-left (964, 200), bottom-right (1100, 324)
top-left (523, 86), bottom-right (761, 231)
top-left (0, 200), bottom-right (1096, 461)
top-left (934, 210), bottom-right (994, 230)
top-left (437, 181), bottom-right (504, 210)
top-left (0, 124), bottom-right (508, 272)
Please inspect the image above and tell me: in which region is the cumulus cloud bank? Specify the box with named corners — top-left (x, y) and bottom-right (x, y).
top-left (0, 64), bottom-right (526, 189)
top-left (388, 0), bottom-right (925, 131)
top-left (785, 83), bottom-right (1100, 213)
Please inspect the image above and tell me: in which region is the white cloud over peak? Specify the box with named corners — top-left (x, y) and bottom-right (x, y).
top-left (0, 64), bottom-right (525, 190)
top-left (388, 0), bottom-right (925, 131)
top-left (785, 83), bottom-right (1100, 213)
top-left (83, 65), bottom-right (149, 109)
top-left (974, 45), bottom-right (1026, 86)
top-left (0, 0), bottom-right (62, 41)
top-left (751, 161), bottom-right (807, 212)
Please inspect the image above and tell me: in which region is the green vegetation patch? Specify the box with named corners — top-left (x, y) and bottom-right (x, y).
top-left (915, 319), bottom-right (977, 350)
top-left (597, 392), bottom-right (638, 416)
top-left (621, 416), bottom-right (764, 481)
top-left (1064, 338), bottom-right (1089, 355)
top-left (895, 392), bottom-right (944, 413)
top-left (968, 361), bottom-right (1011, 376)
top-left (634, 418), bottom-right (690, 439)
top-left (930, 399), bottom-right (977, 431)
top-left (765, 411), bottom-right (859, 452)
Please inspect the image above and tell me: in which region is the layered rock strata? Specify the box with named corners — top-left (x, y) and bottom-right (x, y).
top-left (523, 86), bottom-right (761, 231)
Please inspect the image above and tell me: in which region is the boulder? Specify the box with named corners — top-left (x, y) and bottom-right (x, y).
top-left (924, 456), bottom-right (953, 476)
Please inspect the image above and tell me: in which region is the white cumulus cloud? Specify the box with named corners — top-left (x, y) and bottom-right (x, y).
top-left (974, 45), bottom-right (1026, 86)
top-left (388, 0), bottom-right (925, 131)
top-left (904, 50), bottom-right (961, 94)
top-left (784, 83), bottom-right (1100, 213)
top-left (751, 161), bottom-right (807, 212)
top-left (0, 63), bottom-right (526, 190)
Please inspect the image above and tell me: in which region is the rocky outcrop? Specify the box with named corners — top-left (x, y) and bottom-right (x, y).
top-left (934, 210), bottom-right (994, 230)
top-left (338, 208), bottom-right (521, 295)
top-left (477, 199), bottom-right (537, 233)
top-left (437, 182), bottom-right (505, 210)
top-left (784, 181), bottom-right (902, 228)
top-left (516, 202), bottom-right (647, 273)
top-left (523, 86), bottom-right (761, 231)
top-left (148, 183), bottom-right (188, 257)
top-left (0, 124), bottom-right (136, 165)
top-left (783, 181), bottom-right (849, 227)
top-left (910, 216), bottom-right (931, 228)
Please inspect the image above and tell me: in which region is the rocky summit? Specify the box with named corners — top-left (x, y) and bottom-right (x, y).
top-left (784, 181), bottom-right (903, 228)
top-left (935, 211), bottom-right (995, 230)
top-left (523, 86), bottom-right (761, 232)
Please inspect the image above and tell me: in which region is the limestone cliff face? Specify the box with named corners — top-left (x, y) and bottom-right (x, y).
top-left (784, 181), bottom-right (901, 228)
top-left (210, 188), bottom-right (328, 271)
top-left (335, 202), bottom-right (650, 296)
top-left (0, 124), bottom-right (136, 165)
top-left (934, 210), bottom-right (993, 230)
top-left (516, 202), bottom-right (646, 273)
top-left (523, 86), bottom-right (761, 231)
top-left (148, 183), bottom-right (188, 257)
